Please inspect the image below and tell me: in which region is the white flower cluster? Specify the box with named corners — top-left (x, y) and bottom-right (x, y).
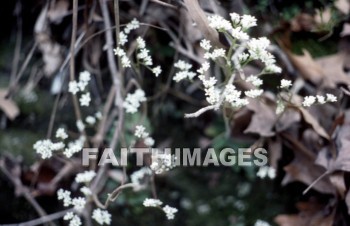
top-left (119, 18), bottom-right (140, 46)
top-left (246, 75), bottom-right (263, 87)
top-left (254, 219), bottom-right (271, 226)
top-left (58, 189), bottom-right (112, 225)
top-left (143, 198), bottom-right (163, 207)
top-left (150, 152), bottom-right (176, 174)
top-left (130, 167), bottom-right (152, 190)
top-left (302, 93), bottom-right (337, 107)
top-left (256, 166), bottom-right (276, 179)
top-left (123, 89), bottom-right (146, 113)
top-left (173, 60), bottom-right (196, 82)
top-left (280, 79), bottom-right (292, 89)
top-left (134, 125), bottom-right (155, 147)
top-left (63, 135), bottom-right (85, 158)
top-left (68, 71), bottom-right (92, 107)
top-left (56, 128), bottom-right (68, 139)
top-left (136, 37), bottom-right (152, 66)
top-left (162, 205), bottom-right (178, 220)
top-left (92, 208), bottom-right (111, 225)
top-left (223, 84), bottom-right (249, 108)
top-left (142, 198), bottom-right (178, 220)
top-left (75, 170), bottom-right (96, 184)
top-left (114, 47), bottom-right (131, 68)
top-left (33, 139), bottom-right (65, 159)
top-left (198, 74), bottom-right (220, 106)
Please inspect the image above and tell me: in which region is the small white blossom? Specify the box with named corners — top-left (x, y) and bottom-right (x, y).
top-left (230, 12), bottom-right (240, 25)
top-left (254, 219), bottom-right (271, 226)
top-left (76, 120), bottom-right (85, 132)
top-left (72, 197), bottom-right (86, 212)
top-left (34, 139), bottom-right (64, 159)
top-left (162, 205), bottom-right (178, 220)
top-left (121, 55), bottom-right (131, 68)
top-left (114, 47), bottom-right (126, 56)
top-left (211, 48), bottom-right (226, 59)
top-left (123, 89), bottom-right (146, 113)
top-left (68, 81), bottom-right (80, 95)
top-left (79, 92), bottom-right (91, 106)
top-left (57, 189), bottom-right (72, 207)
top-left (174, 60), bottom-right (192, 71)
top-left (144, 137), bottom-right (155, 147)
top-left (123, 18), bottom-right (140, 34)
top-left (143, 198), bottom-right (163, 207)
top-left (326, 93), bottom-right (337, 102)
top-left (208, 15), bottom-right (232, 31)
top-left (231, 27), bottom-right (249, 40)
top-left (316, 95), bottom-right (326, 104)
top-left (118, 32), bottom-right (128, 46)
top-left (80, 186), bottom-right (92, 196)
top-left (150, 153), bottom-right (176, 174)
top-left (68, 215), bottom-right (82, 226)
top-left (79, 71), bottom-right (91, 83)
top-left (197, 62), bottom-right (210, 74)
top-left (92, 208), bottom-right (112, 225)
top-left (280, 79), bottom-right (292, 89)
top-left (245, 89), bottom-right (263, 98)
top-left (240, 15), bottom-right (257, 29)
top-left (134, 125), bottom-right (149, 138)
top-left (56, 128), bottom-right (68, 140)
top-left (75, 170), bottom-right (96, 183)
top-left (63, 212), bottom-right (74, 220)
top-left (130, 167), bottom-right (152, 188)
top-left (63, 136), bottom-right (85, 158)
top-left (152, 66), bottom-right (162, 77)
top-left (136, 37), bottom-right (146, 49)
top-left (246, 76), bottom-right (263, 87)
top-left (95, 111), bottom-right (102, 119)
top-left (85, 116), bottom-right (96, 125)
top-left (302, 96), bottom-right (316, 107)
top-left (200, 39), bottom-right (211, 51)
top-left (257, 166), bottom-right (276, 179)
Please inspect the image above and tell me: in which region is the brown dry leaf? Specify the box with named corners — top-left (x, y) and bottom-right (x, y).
top-left (275, 201), bottom-right (334, 226)
top-left (335, 0), bottom-right (350, 15)
top-left (282, 155), bottom-right (335, 194)
top-left (299, 107), bottom-right (330, 140)
top-left (0, 89), bottom-right (20, 120)
top-left (276, 108), bottom-right (301, 132)
top-left (329, 172), bottom-right (346, 198)
top-left (35, 6), bottom-right (63, 76)
top-left (268, 137), bottom-right (282, 169)
top-left (183, 0), bottom-right (224, 48)
top-left (47, 0), bottom-right (69, 24)
top-left (244, 99), bottom-right (276, 137)
top-left (332, 123), bottom-right (350, 172)
top-left (287, 49), bottom-right (324, 85)
top-left (316, 52), bottom-right (350, 87)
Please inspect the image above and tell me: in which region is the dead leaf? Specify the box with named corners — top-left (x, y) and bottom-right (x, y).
top-left (299, 107), bottom-right (330, 140)
top-left (47, 0), bottom-right (69, 24)
top-left (0, 89), bottom-right (20, 120)
top-left (340, 23), bottom-right (350, 37)
top-left (290, 13), bottom-right (315, 32)
top-left (244, 99), bottom-right (276, 137)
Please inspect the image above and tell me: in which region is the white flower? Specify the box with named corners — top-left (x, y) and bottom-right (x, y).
top-left (238, 53), bottom-right (250, 63)
top-left (56, 128), bottom-right (68, 140)
top-left (79, 92), bottom-right (91, 106)
top-left (246, 76), bottom-right (263, 87)
top-left (118, 32), bottom-right (128, 46)
top-left (114, 47), bottom-right (126, 56)
top-left (63, 136), bottom-right (85, 158)
top-left (245, 89), bottom-right (263, 98)
top-left (208, 15), bottom-right (232, 31)
top-left (85, 116), bottom-right (96, 125)
top-left (265, 64), bottom-right (282, 73)
top-left (68, 215), bottom-right (82, 226)
top-left (121, 55), bottom-right (131, 68)
top-left (257, 166), bottom-right (276, 179)
top-left (79, 71), bottom-right (91, 83)
top-left (68, 81), bottom-right (80, 95)
top-left (143, 198), bottom-right (163, 207)
top-left (152, 66), bottom-right (162, 77)
top-left (92, 208), bottom-right (111, 225)
top-left (302, 96), bottom-right (316, 107)
top-left (240, 15), bottom-right (257, 29)
top-left (57, 189), bottom-right (72, 207)
top-left (210, 48), bottom-right (226, 59)
top-left (254, 219), bottom-right (271, 226)
top-left (173, 71), bottom-right (196, 82)
top-left (80, 186), bottom-right (92, 196)
top-left (130, 167), bottom-right (152, 187)
top-left (316, 95), bottom-right (326, 104)
top-left (326, 93), bottom-right (337, 102)
top-left (76, 120), bottom-right (85, 132)
top-left (230, 12), bottom-right (240, 25)
top-left (123, 89), bottom-right (146, 113)
top-left (197, 61), bottom-right (210, 74)
top-left (75, 170), bottom-right (96, 183)
top-left (95, 111), bottom-right (102, 119)
top-left (162, 205), bottom-right (178, 220)
top-left (280, 79), bottom-right (292, 88)
top-left (134, 125), bottom-right (149, 138)
top-left (136, 37), bottom-right (146, 49)
top-left (200, 39), bottom-right (211, 51)
top-left (150, 153), bottom-right (176, 174)
top-left (144, 137), bottom-right (155, 147)
top-left (123, 18), bottom-right (140, 34)
top-left (63, 212), bottom-right (74, 220)
top-left (231, 27), bottom-right (249, 40)
top-left (72, 197), bottom-right (86, 212)
top-left (174, 60), bottom-right (192, 71)
top-left (34, 139), bottom-right (63, 159)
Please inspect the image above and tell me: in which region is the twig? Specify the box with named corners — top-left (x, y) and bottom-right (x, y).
top-left (150, 0), bottom-right (178, 9)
